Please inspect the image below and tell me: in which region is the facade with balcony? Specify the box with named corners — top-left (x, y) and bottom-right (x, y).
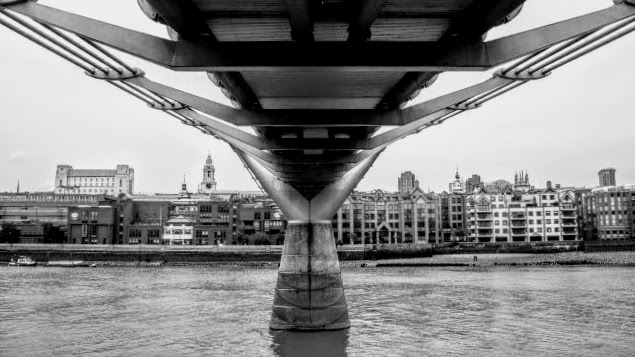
top-left (467, 185), bottom-right (579, 242)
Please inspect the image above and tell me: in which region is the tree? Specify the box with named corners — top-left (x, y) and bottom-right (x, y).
top-left (455, 229), bottom-right (467, 242)
top-left (0, 223), bottom-right (21, 244)
top-left (275, 233), bottom-right (285, 245)
top-left (235, 232), bottom-right (249, 245)
top-left (253, 233), bottom-right (270, 245)
top-left (43, 224), bottom-right (66, 244)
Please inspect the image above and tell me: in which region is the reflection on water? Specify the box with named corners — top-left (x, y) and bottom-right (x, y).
top-left (1, 261), bottom-right (634, 356)
top-left (271, 329), bottom-right (348, 357)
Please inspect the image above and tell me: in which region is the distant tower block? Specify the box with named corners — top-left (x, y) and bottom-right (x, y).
top-left (398, 171), bottom-right (420, 194)
top-left (598, 168), bottom-right (616, 187)
top-left (198, 153), bottom-right (217, 193)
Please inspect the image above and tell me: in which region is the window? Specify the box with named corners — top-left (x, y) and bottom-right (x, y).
top-left (254, 212), bottom-right (261, 220)
top-left (129, 229), bottom-right (142, 238)
top-left (148, 230), bottom-right (160, 238)
top-left (502, 212), bottom-right (508, 218)
top-left (537, 219), bottom-right (542, 224)
top-left (264, 212), bottom-right (271, 220)
top-left (195, 230), bottom-right (209, 238)
top-left (200, 205), bottom-right (212, 213)
top-left (546, 219), bottom-right (551, 224)
top-left (537, 228), bottom-right (543, 233)
top-left (119, 179), bottom-right (122, 187)
top-left (529, 220), bottom-right (534, 224)
top-left (494, 212), bottom-right (499, 217)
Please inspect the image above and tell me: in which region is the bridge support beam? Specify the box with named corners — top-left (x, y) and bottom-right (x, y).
top-left (238, 151), bottom-right (380, 330)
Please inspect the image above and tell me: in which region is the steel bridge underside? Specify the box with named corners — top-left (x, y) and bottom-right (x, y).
top-left (2, 0), bottom-right (635, 330)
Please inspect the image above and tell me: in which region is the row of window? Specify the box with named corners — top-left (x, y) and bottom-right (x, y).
top-left (472, 227), bottom-right (566, 235)
top-left (253, 212), bottom-right (272, 220)
top-left (476, 219), bottom-right (565, 226)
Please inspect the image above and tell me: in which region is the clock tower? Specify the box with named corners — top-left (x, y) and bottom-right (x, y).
top-left (198, 153), bottom-right (217, 193)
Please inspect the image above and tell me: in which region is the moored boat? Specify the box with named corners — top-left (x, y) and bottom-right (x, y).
top-left (47, 260), bottom-right (90, 267)
top-left (8, 256), bottom-right (37, 267)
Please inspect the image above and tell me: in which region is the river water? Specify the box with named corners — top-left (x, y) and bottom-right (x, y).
top-left (1, 259), bottom-right (634, 356)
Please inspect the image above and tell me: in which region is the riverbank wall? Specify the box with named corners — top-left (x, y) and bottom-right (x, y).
top-left (430, 241), bottom-right (584, 255)
top-left (0, 243), bottom-right (432, 264)
top-left (3, 241), bottom-right (633, 264)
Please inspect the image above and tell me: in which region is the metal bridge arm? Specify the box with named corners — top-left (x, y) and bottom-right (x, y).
top-left (4, 1), bottom-right (635, 71)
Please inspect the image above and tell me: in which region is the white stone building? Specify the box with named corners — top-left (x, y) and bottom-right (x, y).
top-left (54, 165), bottom-right (134, 196)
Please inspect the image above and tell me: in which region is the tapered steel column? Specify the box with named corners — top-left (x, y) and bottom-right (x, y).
top-left (239, 152), bottom-right (380, 330)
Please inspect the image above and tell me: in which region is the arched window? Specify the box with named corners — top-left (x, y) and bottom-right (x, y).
top-left (119, 179), bottom-right (122, 187)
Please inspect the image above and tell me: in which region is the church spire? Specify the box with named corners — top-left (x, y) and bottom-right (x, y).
top-left (199, 152), bottom-right (217, 193)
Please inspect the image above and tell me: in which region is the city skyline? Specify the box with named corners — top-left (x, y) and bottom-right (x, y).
top-left (1, 0), bottom-right (634, 194)
top-left (1, 157), bottom-right (627, 195)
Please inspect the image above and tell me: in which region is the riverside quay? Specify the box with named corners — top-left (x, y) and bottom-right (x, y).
top-left (2, 0), bottom-right (635, 331)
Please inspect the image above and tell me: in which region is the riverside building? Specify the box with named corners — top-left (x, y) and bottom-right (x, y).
top-left (467, 181), bottom-right (578, 242)
top-left (1, 193), bottom-right (101, 243)
top-left (440, 169), bottom-right (468, 241)
top-left (333, 187), bottom-right (441, 245)
top-left (580, 184), bottom-right (635, 240)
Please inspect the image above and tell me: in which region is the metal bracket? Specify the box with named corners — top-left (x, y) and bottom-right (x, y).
top-left (85, 68), bottom-right (144, 80)
top-left (0, 0), bottom-right (29, 6)
top-left (614, 0), bottom-right (635, 6)
top-left (494, 68), bottom-right (551, 81)
top-left (148, 102), bottom-right (187, 110)
top-left (180, 120), bottom-right (203, 127)
top-left (448, 103), bottom-right (481, 111)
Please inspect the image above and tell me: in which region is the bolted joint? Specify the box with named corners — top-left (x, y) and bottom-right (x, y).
top-left (148, 102), bottom-right (186, 110)
top-left (85, 68), bottom-right (144, 81)
top-left (494, 68), bottom-right (551, 81)
top-left (449, 103), bottom-right (481, 111)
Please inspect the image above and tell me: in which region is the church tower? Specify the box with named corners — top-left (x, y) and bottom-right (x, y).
top-left (198, 153), bottom-right (217, 193)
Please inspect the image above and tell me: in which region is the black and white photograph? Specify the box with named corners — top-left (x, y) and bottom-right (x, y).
top-left (1, 0), bottom-right (634, 356)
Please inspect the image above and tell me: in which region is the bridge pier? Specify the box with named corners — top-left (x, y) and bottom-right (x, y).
top-left (237, 152), bottom-right (381, 330)
top-left (270, 221), bottom-right (349, 330)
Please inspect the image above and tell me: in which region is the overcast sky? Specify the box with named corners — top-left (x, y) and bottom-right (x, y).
top-left (0, 0), bottom-right (634, 194)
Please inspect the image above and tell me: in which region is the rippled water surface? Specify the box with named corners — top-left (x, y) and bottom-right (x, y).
top-left (1, 260), bottom-right (634, 356)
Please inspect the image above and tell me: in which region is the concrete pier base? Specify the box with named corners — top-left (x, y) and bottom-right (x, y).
top-left (270, 221), bottom-right (351, 330)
